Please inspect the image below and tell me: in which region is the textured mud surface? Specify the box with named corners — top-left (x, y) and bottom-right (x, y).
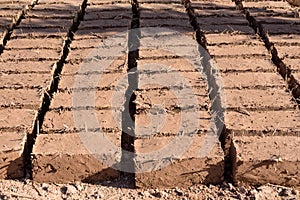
top-left (0, 0), bottom-right (300, 198)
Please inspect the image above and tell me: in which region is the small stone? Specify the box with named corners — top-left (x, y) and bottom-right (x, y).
top-left (238, 186), bottom-right (247, 194)
top-left (67, 185), bottom-right (77, 194)
top-left (143, 191), bottom-right (151, 197)
top-left (41, 183), bottom-right (48, 191)
top-left (151, 191), bottom-right (162, 198)
top-left (138, 191), bottom-right (143, 196)
top-left (60, 186), bottom-right (68, 195)
top-left (291, 189), bottom-right (299, 195)
top-left (174, 188), bottom-right (183, 196)
top-left (73, 182), bottom-right (83, 191)
top-left (91, 191), bottom-right (102, 199)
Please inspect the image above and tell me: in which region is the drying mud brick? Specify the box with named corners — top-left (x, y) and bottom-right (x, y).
top-left (135, 135), bottom-right (224, 188)
top-left (32, 133), bottom-right (119, 183)
top-left (0, 132), bottom-right (26, 179)
top-left (0, 61), bottom-right (53, 73)
top-left (233, 136), bottom-right (300, 188)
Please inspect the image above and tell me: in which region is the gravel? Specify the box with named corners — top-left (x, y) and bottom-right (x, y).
top-left (0, 179), bottom-right (299, 199)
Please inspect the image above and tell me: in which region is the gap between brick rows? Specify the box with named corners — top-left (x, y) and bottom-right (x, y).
top-left (234, 0), bottom-right (300, 107)
top-left (0, 0), bottom-right (38, 54)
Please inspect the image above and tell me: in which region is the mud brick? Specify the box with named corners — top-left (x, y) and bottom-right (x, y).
top-left (140, 18), bottom-right (191, 29)
top-left (263, 24), bottom-right (300, 35)
top-left (18, 18), bottom-right (73, 29)
top-left (1, 49), bottom-right (61, 61)
top-left (0, 17), bottom-right (14, 29)
top-left (0, 61), bottom-right (53, 73)
top-left (135, 88), bottom-right (210, 109)
top-left (135, 135), bottom-right (224, 188)
top-left (0, 89), bottom-right (41, 108)
top-left (0, 74), bottom-right (51, 89)
top-left (255, 16), bottom-right (300, 24)
top-left (26, 9), bottom-right (77, 19)
top-left (66, 45), bottom-right (127, 61)
top-left (62, 58), bottom-right (126, 75)
top-left (139, 0), bottom-right (180, 3)
top-left (6, 38), bottom-right (64, 49)
top-left (0, 109), bottom-right (35, 130)
top-left (268, 34), bottom-right (300, 44)
top-left (244, 1), bottom-right (291, 9)
top-left (50, 90), bottom-right (116, 109)
top-left (213, 57), bottom-right (275, 72)
top-left (201, 24), bottom-right (254, 34)
top-left (79, 19), bottom-right (129, 30)
top-left (209, 44), bottom-right (268, 57)
top-left (84, 4), bottom-right (130, 13)
top-left (198, 16), bottom-right (249, 26)
top-left (38, 0), bottom-right (83, 6)
top-left (139, 48), bottom-right (198, 60)
top-left (0, 131), bottom-right (26, 179)
top-left (233, 136), bottom-right (300, 187)
top-left (43, 108), bottom-right (122, 133)
top-left (206, 34), bottom-right (261, 45)
top-left (75, 27), bottom-right (131, 39)
top-left (275, 46), bottom-right (300, 59)
top-left (249, 9), bottom-right (296, 18)
top-left (58, 70), bottom-right (126, 91)
top-left (194, 8), bottom-right (241, 17)
top-left (69, 36), bottom-right (127, 50)
top-left (136, 110), bottom-right (211, 137)
top-left (225, 88), bottom-right (296, 110)
top-left (138, 71), bottom-right (207, 90)
top-left (0, 4), bottom-right (24, 10)
top-left (11, 27), bottom-right (68, 38)
top-left (140, 3), bottom-right (184, 11)
top-left (32, 133), bottom-right (120, 183)
top-left (226, 110), bottom-right (300, 135)
top-left (84, 10), bottom-right (131, 21)
top-left (282, 58), bottom-right (300, 72)
top-left (221, 72), bottom-right (285, 88)
top-left (89, 0), bottom-right (128, 4)
top-left (0, 10), bottom-right (20, 17)
top-left (140, 5), bottom-right (187, 19)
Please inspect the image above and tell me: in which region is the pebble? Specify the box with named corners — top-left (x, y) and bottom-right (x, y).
top-left (73, 182), bottom-right (83, 191)
top-left (41, 183), bottom-right (48, 191)
top-left (67, 185), bottom-right (77, 194)
top-left (60, 186), bottom-right (68, 194)
top-left (174, 188), bottom-right (183, 196)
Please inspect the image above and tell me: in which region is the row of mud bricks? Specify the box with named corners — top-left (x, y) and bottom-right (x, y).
top-left (0, 0), bottom-right (299, 189)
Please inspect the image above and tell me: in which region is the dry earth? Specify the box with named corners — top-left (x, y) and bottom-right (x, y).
top-left (0, 179), bottom-right (299, 199)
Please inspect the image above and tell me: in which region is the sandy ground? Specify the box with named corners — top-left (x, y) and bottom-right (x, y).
top-left (0, 179), bottom-right (299, 200)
